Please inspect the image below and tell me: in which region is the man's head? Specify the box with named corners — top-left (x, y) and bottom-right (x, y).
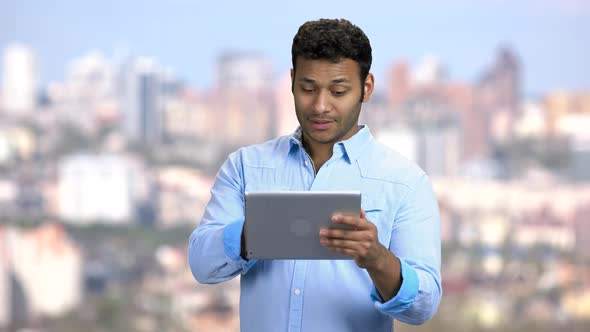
top-left (291, 18), bottom-right (372, 101)
top-left (290, 18), bottom-right (374, 151)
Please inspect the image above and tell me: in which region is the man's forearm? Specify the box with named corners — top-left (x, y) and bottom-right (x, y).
top-left (366, 245), bottom-right (402, 302)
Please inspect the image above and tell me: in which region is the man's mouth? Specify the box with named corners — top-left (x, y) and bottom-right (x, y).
top-left (308, 118), bottom-right (334, 130)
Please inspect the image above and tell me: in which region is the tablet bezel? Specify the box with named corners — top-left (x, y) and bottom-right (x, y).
top-left (244, 191), bottom-right (361, 260)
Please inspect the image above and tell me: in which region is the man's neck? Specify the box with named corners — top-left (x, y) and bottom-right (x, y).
top-left (302, 137), bottom-right (333, 174)
top-left (301, 126), bottom-right (362, 173)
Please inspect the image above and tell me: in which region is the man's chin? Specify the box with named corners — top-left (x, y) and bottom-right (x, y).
top-left (306, 133), bottom-right (337, 145)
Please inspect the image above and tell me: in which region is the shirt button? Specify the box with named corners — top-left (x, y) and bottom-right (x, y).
top-left (294, 288), bottom-right (301, 296)
top-left (304, 161), bottom-right (308, 166)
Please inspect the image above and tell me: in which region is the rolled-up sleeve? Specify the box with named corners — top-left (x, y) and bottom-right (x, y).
top-left (371, 257), bottom-right (419, 313)
top-left (373, 174), bottom-right (442, 324)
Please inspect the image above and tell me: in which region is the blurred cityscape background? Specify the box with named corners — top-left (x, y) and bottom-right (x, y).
top-left (0, 1), bottom-right (589, 331)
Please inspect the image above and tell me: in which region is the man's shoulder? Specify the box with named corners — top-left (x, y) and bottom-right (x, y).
top-left (234, 135), bottom-right (292, 167)
top-left (360, 140), bottom-right (427, 187)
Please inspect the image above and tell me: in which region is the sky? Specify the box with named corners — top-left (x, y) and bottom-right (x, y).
top-left (1, 0), bottom-right (589, 97)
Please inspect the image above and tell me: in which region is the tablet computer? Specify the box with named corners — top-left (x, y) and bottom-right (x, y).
top-left (244, 191), bottom-right (361, 260)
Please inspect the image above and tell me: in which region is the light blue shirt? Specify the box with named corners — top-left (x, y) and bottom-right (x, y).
top-left (188, 126), bottom-right (442, 332)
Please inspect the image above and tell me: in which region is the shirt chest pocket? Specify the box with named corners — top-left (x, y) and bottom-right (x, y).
top-left (361, 195), bottom-right (392, 246)
top-left (242, 164), bottom-right (292, 192)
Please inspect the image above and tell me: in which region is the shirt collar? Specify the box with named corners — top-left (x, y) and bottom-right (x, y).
top-left (288, 125), bottom-right (373, 162)
top-left (289, 127), bottom-right (304, 147)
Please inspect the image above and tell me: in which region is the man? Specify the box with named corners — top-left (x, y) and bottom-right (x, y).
top-left (189, 18), bottom-right (441, 332)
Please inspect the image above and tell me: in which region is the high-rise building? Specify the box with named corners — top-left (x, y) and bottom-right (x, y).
top-left (386, 60), bottom-right (411, 109)
top-left (1, 44), bottom-right (38, 115)
top-left (401, 86), bottom-right (463, 176)
top-left (493, 47), bottom-right (520, 115)
top-left (122, 57), bottom-right (172, 145)
top-left (479, 46), bottom-right (520, 115)
top-left (444, 83), bottom-right (488, 161)
top-left (213, 52), bottom-right (275, 146)
top-left (476, 46), bottom-right (521, 145)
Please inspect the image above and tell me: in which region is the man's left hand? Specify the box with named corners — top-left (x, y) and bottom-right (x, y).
top-left (319, 209), bottom-right (387, 270)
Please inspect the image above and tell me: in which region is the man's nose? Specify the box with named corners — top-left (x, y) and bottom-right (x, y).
top-left (312, 90), bottom-right (331, 114)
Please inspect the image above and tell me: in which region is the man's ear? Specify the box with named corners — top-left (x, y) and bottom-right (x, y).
top-left (290, 68), bottom-right (295, 92)
top-left (362, 73), bottom-right (375, 102)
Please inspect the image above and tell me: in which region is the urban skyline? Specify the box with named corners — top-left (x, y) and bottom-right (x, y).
top-left (1, 2), bottom-right (589, 331)
top-left (1, 0), bottom-right (590, 95)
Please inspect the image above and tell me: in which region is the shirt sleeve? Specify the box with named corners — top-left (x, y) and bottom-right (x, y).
top-left (188, 150), bottom-right (258, 284)
top-left (371, 173), bottom-right (442, 324)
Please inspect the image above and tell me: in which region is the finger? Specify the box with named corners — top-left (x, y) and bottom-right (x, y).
top-left (323, 246), bottom-right (361, 259)
top-left (360, 208), bottom-right (366, 220)
top-left (331, 214), bottom-right (370, 230)
top-left (320, 237), bottom-right (368, 251)
top-left (319, 228), bottom-right (370, 241)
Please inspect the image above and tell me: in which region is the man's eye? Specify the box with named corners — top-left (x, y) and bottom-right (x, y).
top-left (332, 90), bottom-right (347, 96)
top-left (301, 87), bottom-right (314, 93)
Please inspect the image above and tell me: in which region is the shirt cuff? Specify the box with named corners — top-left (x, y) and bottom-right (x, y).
top-left (223, 219), bottom-right (257, 272)
top-left (370, 257), bottom-right (419, 314)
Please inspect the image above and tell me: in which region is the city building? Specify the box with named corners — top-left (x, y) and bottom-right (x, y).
top-left (60, 51), bottom-right (118, 129)
top-left (478, 46), bottom-right (521, 116)
top-left (57, 153), bottom-right (150, 224)
top-left (514, 208), bottom-right (575, 251)
top-left (1, 44), bottom-right (38, 115)
top-left (212, 52), bottom-right (275, 147)
top-left (122, 57), bottom-right (174, 145)
top-left (412, 55), bottom-right (446, 87)
top-left (545, 91), bottom-right (590, 135)
top-left (416, 121), bottom-right (462, 177)
top-left (475, 46), bottom-right (521, 145)
top-left (0, 224), bottom-right (82, 327)
top-left (402, 86), bottom-right (463, 177)
top-left (386, 60), bottom-right (411, 109)
top-left (163, 91), bottom-right (212, 142)
top-left (514, 101), bottom-right (547, 138)
top-left (157, 167), bottom-right (213, 227)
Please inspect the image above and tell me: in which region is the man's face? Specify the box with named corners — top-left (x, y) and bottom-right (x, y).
top-left (291, 57), bottom-right (374, 148)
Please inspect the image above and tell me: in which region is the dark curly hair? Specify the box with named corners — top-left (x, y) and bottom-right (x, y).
top-left (291, 18), bottom-right (372, 98)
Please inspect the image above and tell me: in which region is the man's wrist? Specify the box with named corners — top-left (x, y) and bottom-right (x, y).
top-left (366, 244), bottom-right (391, 273)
